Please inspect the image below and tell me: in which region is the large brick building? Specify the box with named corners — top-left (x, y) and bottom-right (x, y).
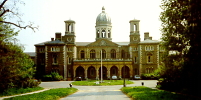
top-left (34, 7), bottom-right (164, 80)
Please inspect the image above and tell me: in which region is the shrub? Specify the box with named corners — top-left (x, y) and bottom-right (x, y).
top-left (42, 72), bottom-right (63, 81)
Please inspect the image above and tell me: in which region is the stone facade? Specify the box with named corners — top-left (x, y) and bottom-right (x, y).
top-left (34, 7), bottom-right (164, 80)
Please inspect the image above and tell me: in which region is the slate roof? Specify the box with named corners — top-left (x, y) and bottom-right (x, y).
top-left (34, 41), bottom-right (50, 46)
top-left (45, 39), bottom-right (65, 44)
top-left (139, 39), bottom-right (160, 44)
top-left (114, 42), bottom-right (130, 46)
top-left (75, 42), bottom-right (92, 46)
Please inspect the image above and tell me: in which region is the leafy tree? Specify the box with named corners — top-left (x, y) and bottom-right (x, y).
top-left (160, 0), bottom-right (201, 96)
top-left (0, 18), bottom-right (38, 92)
top-left (0, 0), bottom-right (39, 92)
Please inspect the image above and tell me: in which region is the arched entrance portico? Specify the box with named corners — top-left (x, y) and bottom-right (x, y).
top-left (87, 66), bottom-right (96, 79)
top-left (99, 66), bottom-right (107, 79)
top-left (110, 66), bottom-right (118, 78)
top-left (75, 66), bottom-right (84, 79)
top-left (121, 66), bottom-right (130, 78)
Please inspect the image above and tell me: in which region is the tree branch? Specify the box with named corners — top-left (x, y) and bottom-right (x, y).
top-left (0, 20), bottom-right (38, 32)
top-left (0, 0), bottom-right (7, 9)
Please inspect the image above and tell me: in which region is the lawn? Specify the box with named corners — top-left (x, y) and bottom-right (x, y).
top-left (121, 86), bottom-right (200, 100)
top-left (0, 87), bottom-right (44, 97)
top-left (72, 80), bottom-right (133, 86)
top-left (5, 88), bottom-right (78, 100)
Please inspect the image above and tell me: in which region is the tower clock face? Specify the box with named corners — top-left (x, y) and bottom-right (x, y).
top-left (67, 37), bottom-right (72, 42)
top-left (133, 37), bottom-right (138, 41)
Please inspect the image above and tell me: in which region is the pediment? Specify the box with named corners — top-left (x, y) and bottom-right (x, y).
top-left (87, 39), bottom-right (119, 46)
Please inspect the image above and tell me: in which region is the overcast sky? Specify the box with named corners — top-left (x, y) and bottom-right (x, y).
top-left (9, 0), bottom-right (162, 52)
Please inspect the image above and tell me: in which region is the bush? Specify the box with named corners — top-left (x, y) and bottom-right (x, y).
top-left (42, 72), bottom-right (63, 81)
top-left (141, 73), bottom-right (159, 80)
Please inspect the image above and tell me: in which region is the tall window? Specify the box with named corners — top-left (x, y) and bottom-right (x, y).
top-left (108, 30), bottom-right (111, 38)
top-left (52, 54), bottom-right (58, 64)
top-left (134, 56), bottom-right (137, 63)
top-left (121, 50), bottom-right (125, 58)
top-left (80, 50), bottom-right (85, 59)
top-left (90, 50), bottom-right (96, 59)
top-left (100, 49), bottom-right (106, 59)
top-left (97, 30), bottom-right (100, 38)
top-left (134, 24), bottom-right (137, 31)
top-left (111, 49), bottom-right (116, 58)
top-left (147, 52), bottom-right (153, 63)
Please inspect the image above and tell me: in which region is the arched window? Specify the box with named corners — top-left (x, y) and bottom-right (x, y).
top-left (80, 50), bottom-right (85, 59)
top-left (121, 50), bottom-right (125, 58)
top-left (90, 50), bottom-right (96, 59)
top-left (100, 49), bottom-right (106, 59)
top-left (101, 30), bottom-right (106, 38)
top-left (147, 52), bottom-right (153, 63)
top-left (108, 30), bottom-right (111, 38)
top-left (111, 49), bottom-right (116, 58)
top-left (134, 24), bottom-right (137, 31)
top-left (68, 24), bottom-right (71, 32)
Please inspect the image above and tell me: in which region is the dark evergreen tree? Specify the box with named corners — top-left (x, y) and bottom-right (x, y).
top-left (160, 0), bottom-right (201, 97)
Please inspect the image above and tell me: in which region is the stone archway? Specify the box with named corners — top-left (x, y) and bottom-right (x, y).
top-left (121, 66), bottom-right (130, 78)
top-left (99, 66), bottom-right (107, 79)
top-left (110, 66), bottom-right (118, 78)
top-left (75, 66), bottom-right (84, 79)
top-left (87, 66), bottom-right (96, 79)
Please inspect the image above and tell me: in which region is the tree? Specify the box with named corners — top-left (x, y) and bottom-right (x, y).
top-left (0, 0), bottom-right (39, 92)
top-left (160, 0), bottom-right (201, 97)
top-left (0, 18), bottom-right (38, 92)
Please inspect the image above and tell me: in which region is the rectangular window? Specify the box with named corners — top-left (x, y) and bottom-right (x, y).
top-left (68, 58), bottom-right (71, 64)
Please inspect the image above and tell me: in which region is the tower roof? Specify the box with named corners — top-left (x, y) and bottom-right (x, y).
top-left (96, 7), bottom-right (111, 26)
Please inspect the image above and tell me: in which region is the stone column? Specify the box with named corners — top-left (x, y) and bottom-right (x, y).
top-left (107, 69), bottom-right (110, 79)
top-left (74, 68), bottom-right (76, 79)
top-left (96, 68), bottom-right (99, 80)
top-left (85, 68), bottom-right (88, 79)
top-left (119, 67), bottom-right (122, 79)
top-left (106, 29), bottom-right (108, 38)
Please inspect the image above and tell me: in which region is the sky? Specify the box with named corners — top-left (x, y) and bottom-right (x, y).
top-left (8, 0), bottom-right (163, 52)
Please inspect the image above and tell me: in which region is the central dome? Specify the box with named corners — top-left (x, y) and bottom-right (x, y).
top-left (96, 7), bottom-right (111, 26)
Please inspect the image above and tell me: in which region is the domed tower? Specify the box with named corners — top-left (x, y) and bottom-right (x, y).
top-left (95, 7), bottom-right (112, 41)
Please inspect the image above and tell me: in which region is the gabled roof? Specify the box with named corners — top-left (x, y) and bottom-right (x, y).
top-left (86, 39), bottom-right (119, 46)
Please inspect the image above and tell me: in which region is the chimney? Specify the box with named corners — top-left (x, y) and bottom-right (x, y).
top-left (51, 38), bottom-right (54, 41)
top-left (149, 37), bottom-right (152, 40)
top-left (144, 32), bottom-right (149, 40)
top-left (55, 32), bottom-right (62, 41)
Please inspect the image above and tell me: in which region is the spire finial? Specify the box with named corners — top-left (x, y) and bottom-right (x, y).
top-left (102, 6), bottom-right (105, 13)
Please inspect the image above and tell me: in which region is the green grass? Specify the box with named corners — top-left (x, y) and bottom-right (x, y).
top-left (72, 80), bottom-right (133, 86)
top-left (0, 87), bottom-right (44, 97)
top-left (121, 86), bottom-right (200, 100)
top-left (5, 88), bottom-right (78, 100)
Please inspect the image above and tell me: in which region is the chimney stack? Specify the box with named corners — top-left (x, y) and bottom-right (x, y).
top-left (144, 32), bottom-right (149, 40)
top-left (51, 38), bottom-right (54, 41)
top-left (55, 32), bottom-right (62, 41)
